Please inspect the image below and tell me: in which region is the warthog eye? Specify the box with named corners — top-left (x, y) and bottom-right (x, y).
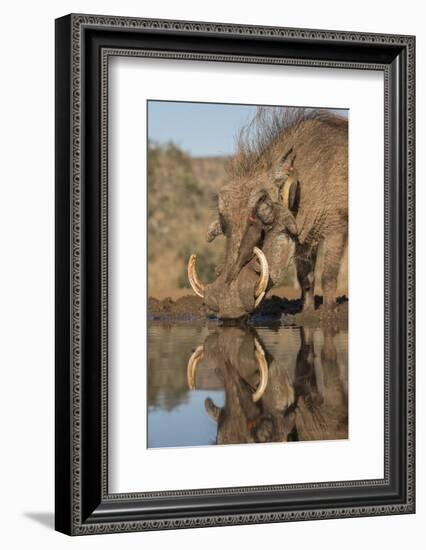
top-left (256, 194), bottom-right (275, 225)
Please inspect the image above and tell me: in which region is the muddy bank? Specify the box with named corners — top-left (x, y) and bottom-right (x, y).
top-left (148, 295), bottom-right (210, 322)
top-left (148, 294), bottom-right (348, 328)
top-left (280, 297), bottom-right (348, 330)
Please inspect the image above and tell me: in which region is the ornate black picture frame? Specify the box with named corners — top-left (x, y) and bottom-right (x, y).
top-left (55, 14), bottom-right (415, 535)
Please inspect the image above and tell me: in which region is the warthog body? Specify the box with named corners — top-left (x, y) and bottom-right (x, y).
top-left (188, 108), bottom-right (348, 319)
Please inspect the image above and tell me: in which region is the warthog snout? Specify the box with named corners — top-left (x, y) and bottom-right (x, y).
top-left (187, 247), bottom-right (269, 319)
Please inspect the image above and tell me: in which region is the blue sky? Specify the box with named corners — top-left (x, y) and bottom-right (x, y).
top-left (148, 100), bottom-right (348, 158)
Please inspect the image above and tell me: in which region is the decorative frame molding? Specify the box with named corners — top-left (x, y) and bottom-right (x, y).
top-left (55, 14), bottom-right (415, 535)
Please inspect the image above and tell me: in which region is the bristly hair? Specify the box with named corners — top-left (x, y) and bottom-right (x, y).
top-left (227, 107), bottom-right (346, 179)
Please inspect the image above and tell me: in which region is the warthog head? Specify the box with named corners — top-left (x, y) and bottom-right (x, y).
top-left (186, 327), bottom-right (271, 445)
top-left (188, 110), bottom-right (300, 319)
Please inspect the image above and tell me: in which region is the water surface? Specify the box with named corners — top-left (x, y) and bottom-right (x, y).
top-left (148, 323), bottom-right (348, 448)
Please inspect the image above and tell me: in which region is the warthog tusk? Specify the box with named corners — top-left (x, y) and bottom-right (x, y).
top-left (252, 338), bottom-right (269, 402)
top-left (187, 345), bottom-right (204, 389)
top-left (187, 254), bottom-right (205, 298)
top-left (253, 247), bottom-right (269, 307)
top-left (254, 291), bottom-right (265, 309)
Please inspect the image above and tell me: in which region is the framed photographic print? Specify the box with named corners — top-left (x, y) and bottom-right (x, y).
top-left (55, 14), bottom-right (415, 535)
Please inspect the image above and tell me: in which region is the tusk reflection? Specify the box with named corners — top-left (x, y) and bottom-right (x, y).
top-left (252, 338), bottom-right (269, 402)
top-left (186, 344), bottom-right (204, 389)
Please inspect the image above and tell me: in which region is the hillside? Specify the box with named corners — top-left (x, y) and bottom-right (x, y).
top-left (147, 142), bottom-right (228, 299)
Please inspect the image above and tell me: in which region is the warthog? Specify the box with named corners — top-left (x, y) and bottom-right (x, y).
top-left (188, 108), bottom-right (348, 319)
top-left (186, 325), bottom-right (348, 445)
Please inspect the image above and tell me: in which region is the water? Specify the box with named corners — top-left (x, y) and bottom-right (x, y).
top-left (148, 323), bottom-right (348, 448)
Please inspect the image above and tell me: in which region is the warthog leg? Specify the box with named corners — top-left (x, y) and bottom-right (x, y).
top-left (295, 242), bottom-right (318, 311)
top-left (321, 231), bottom-right (347, 310)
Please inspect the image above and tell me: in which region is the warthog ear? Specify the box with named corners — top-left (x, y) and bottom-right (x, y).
top-left (272, 147), bottom-right (296, 184)
top-left (205, 397), bottom-right (222, 422)
top-left (206, 218), bottom-right (223, 242)
top-left (288, 179), bottom-right (300, 212)
top-left (283, 178), bottom-right (300, 214)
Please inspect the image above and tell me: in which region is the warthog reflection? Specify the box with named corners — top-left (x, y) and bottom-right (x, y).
top-left (187, 326), bottom-right (348, 445)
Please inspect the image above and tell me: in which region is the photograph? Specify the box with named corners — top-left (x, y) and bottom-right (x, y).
top-left (147, 101), bottom-right (349, 448)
